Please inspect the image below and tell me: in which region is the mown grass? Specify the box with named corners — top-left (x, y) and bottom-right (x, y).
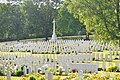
top-left (0, 72), bottom-right (120, 80)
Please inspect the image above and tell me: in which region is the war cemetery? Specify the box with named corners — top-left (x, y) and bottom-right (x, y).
top-left (0, 0), bottom-right (120, 80)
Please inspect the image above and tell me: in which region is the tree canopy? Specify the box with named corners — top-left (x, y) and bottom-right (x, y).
top-left (0, 0), bottom-right (119, 44)
top-left (0, 0), bottom-right (86, 41)
top-left (64, 0), bottom-right (120, 43)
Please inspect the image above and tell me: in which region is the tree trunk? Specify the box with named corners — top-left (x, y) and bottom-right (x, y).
top-left (85, 32), bottom-right (90, 40)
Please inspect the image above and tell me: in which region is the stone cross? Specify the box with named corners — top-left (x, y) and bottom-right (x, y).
top-left (51, 18), bottom-right (57, 40)
top-left (53, 18), bottom-right (56, 35)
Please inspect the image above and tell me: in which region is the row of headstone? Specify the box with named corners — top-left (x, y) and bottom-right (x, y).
top-left (94, 52), bottom-right (120, 61)
top-left (58, 53), bottom-right (93, 64)
top-left (96, 61), bottom-right (120, 71)
top-left (0, 39), bottom-right (117, 53)
top-left (0, 53), bottom-right (99, 75)
top-left (0, 53), bottom-right (120, 80)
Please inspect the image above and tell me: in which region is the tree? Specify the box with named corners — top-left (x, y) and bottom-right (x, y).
top-left (64, 0), bottom-right (120, 43)
top-left (0, 4), bottom-right (8, 40)
top-left (20, 0), bottom-right (63, 40)
top-left (56, 2), bottom-right (86, 36)
top-left (0, 3), bottom-right (24, 41)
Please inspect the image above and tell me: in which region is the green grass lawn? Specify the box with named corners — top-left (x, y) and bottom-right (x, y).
top-left (0, 76), bottom-right (20, 80)
top-left (0, 71), bottom-right (120, 80)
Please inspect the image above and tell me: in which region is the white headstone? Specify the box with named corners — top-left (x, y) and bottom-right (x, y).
top-left (114, 52), bottom-right (117, 59)
top-left (2, 64), bottom-right (5, 75)
top-left (78, 70), bottom-right (83, 79)
top-left (105, 54), bottom-right (108, 61)
top-left (45, 72), bottom-right (53, 80)
top-left (96, 62), bottom-right (99, 68)
top-left (7, 71), bottom-right (11, 80)
top-left (29, 67), bottom-right (32, 74)
top-left (23, 66), bottom-right (27, 75)
top-left (85, 57), bottom-right (88, 63)
top-left (110, 53), bottom-right (112, 61)
top-left (35, 65), bottom-right (38, 74)
top-left (95, 54), bottom-right (99, 60)
top-left (99, 54), bottom-right (103, 60)
top-left (115, 62), bottom-right (119, 70)
top-left (90, 55), bottom-right (93, 63)
top-left (119, 53), bottom-right (120, 60)
top-left (109, 62), bottom-right (112, 66)
top-left (102, 62), bottom-right (106, 71)
top-left (65, 65), bottom-right (68, 75)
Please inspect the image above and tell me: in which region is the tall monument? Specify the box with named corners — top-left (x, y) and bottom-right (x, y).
top-left (51, 18), bottom-right (57, 40)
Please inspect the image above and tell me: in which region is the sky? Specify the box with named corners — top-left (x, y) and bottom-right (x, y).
top-left (0, 0), bottom-right (7, 3)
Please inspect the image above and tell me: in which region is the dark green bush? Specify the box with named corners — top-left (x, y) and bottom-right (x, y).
top-left (26, 50), bottom-right (30, 52)
top-left (92, 58), bottom-right (95, 61)
top-left (112, 74), bottom-right (120, 80)
top-left (98, 68), bottom-right (103, 71)
top-left (56, 52), bottom-right (60, 54)
top-left (21, 65), bottom-right (27, 70)
top-left (71, 69), bottom-right (78, 73)
top-left (29, 76), bottom-right (36, 80)
top-left (97, 50), bottom-right (101, 52)
top-left (15, 70), bottom-right (24, 76)
top-left (106, 65), bottom-right (118, 72)
top-left (41, 52), bottom-right (44, 54)
top-left (28, 74), bottom-right (38, 80)
top-left (114, 58), bottom-right (119, 60)
top-left (0, 70), bottom-right (4, 76)
top-left (9, 49), bottom-right (13, 52)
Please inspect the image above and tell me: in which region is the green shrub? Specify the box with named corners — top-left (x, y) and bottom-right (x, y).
top-left (112, 74), bottom-right (120, 80)
top-left (20, 77), bottom-right (26, 80)
top-left (92, 58), bottom-right (95, 61)
top-left (28, 74), bottom-right (37, 80)
top-left (9, 49), bottom-right (13, 52)
top-left (10, 46), bottom-right (13, 49)
top-left (29, 77), bottom-right (36, 80)
top-left (0, 70), bottom-right (4, 76)
top-left (0, 77), bottom-right (5, 80)
top-left (56, 52), bottom-right (60, 54)
top-left (97, 50), bottom-right (101, 52)
top-left (15, 70), bottom-right (24, 76)
top-left (54, 76), bottom-right (61, 80)
top-left (104, 47), bottom-right (108, 50)
top-left (28, 74), bottom-right (44, 80)
top-left (106, 65), bottom-right (118, 72)
top-left (104, 73), bottom-right (110, 79)
top-left (98, 68), bottom-right (103, 71)
top-left (26, 50), bottom-right (30, 52)
top-left (39, 76), bottom-right (45, 80)
top-left (114, 58), bottom-right (119, 60)
top-left (71, 69), bottom-right (78, 73)
top-left (41, 52), bottom-right (44, 54)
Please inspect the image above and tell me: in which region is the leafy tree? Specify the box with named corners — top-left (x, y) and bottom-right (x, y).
top-left (56, 2), bottom-right (86, 36)
top-left (0, 3), bottom-right (24, 40)
top-left (0, 4), bottom-right (8, 40)
top-left (64, 0), bottom-right (120, 43)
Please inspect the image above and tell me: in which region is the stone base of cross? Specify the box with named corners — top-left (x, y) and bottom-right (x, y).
top-left (51, 34), bottom-right (57, 41)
